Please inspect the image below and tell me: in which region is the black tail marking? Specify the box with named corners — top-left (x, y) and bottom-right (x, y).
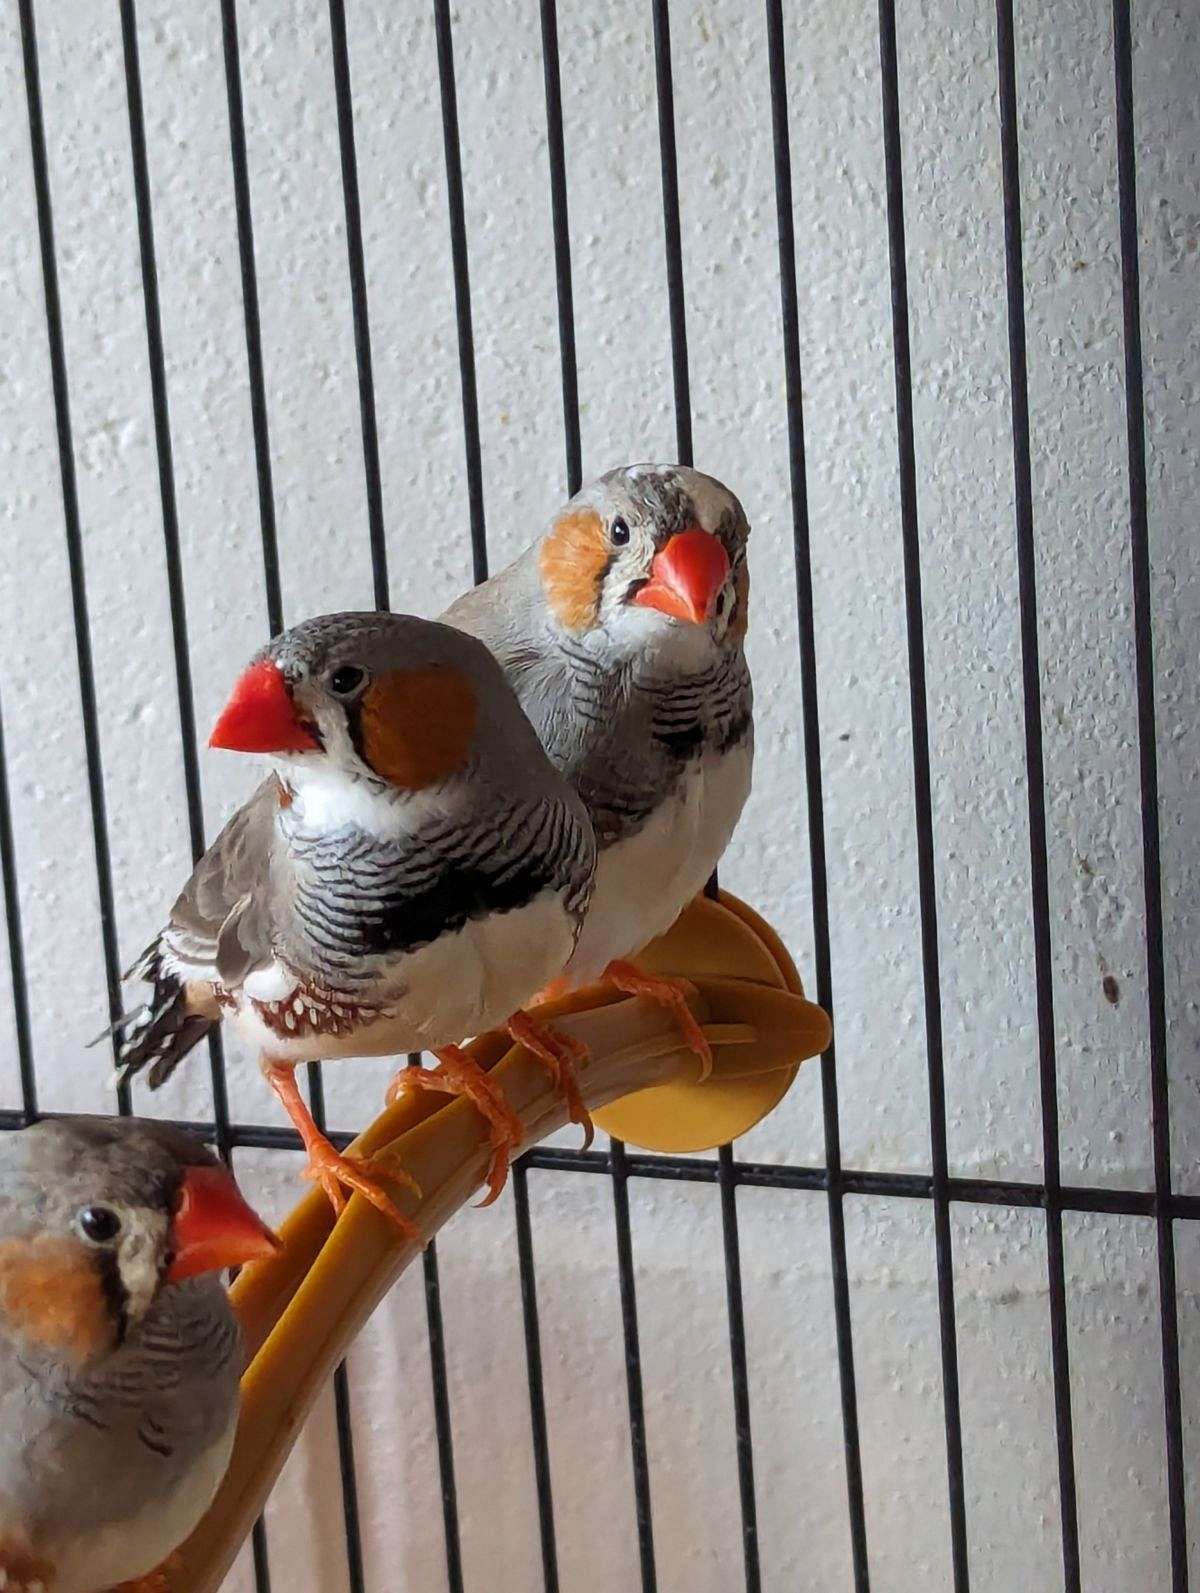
top-left (108, 949), bottom-right (214, 1092)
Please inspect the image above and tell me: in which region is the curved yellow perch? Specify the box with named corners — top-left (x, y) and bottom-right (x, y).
top-left (161, 892), bottom-right (830, 1593)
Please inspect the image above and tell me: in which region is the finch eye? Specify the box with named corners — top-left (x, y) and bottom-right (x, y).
top-left (77, 1205), bottom-right (122, 1245)
top-left (610, 518), bottom-right (631, 547)
top-left (328, 665), bottom-right (366, 697)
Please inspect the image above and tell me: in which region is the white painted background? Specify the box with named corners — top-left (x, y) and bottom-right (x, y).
top-left (0, 0), bottom-right (1196, 1587)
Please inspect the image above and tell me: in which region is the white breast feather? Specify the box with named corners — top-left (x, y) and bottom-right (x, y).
top-left (232, 887), bottom-right (579, 1062)
top-left (564, 743), bottom-right (752, 986)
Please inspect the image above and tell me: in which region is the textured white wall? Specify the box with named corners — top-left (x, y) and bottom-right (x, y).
top-left (0, 0), bottom-right (1197, 1589)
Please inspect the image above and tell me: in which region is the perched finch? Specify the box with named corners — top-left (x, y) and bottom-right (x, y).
top-left (0, 1114), bottom-right (277, 1593)
top-left (109, 613), bottom-right (595, 1222)
top-left (443, 464), bottom-right (752, 1090)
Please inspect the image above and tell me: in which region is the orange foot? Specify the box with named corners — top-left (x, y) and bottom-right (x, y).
top-left (604, 959), bottom-right (713, 1080)
top-left (111, 1552), bottom-right (185, 1592)
top-left (388, 1046), bottom-right (523, 1207)
top-left (0, 1538), bottom-right (54, 1592)
top-left (532, 974), bottom-right (571, 1005)
top-left (507, 1009), bottom-right (593, 1150)
top-left (265, 1063), bottom-right (420, 1240)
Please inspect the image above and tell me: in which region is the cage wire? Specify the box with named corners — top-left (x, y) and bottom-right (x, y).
top-left (0, 0), bottom-right (1194, 1589)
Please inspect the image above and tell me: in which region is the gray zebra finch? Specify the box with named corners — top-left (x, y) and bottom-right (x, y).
top-left (0, 1115), bottom-right (276, 1593)
top-left (443, 463), bottom-right (753, 1069)
top-left (109, 613), bottom-right (596, 1224)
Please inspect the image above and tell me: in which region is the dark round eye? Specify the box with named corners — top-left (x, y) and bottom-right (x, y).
top-left (77, 1205), bottom-right (122, 1244)
top-left (328, 665), bottom-right (366, 697)
top-left (610, 518), bottom-right (631, 547)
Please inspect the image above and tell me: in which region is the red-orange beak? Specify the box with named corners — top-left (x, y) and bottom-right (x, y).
top-left (167, 1164), bottom-right (281, 1282)
top-left (631, 528), bottom-right (730, 625)
top-left (209, 659), bottom-right (320, 754)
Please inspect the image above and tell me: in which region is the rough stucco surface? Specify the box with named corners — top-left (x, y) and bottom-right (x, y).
top-left (0, 0), bottom-right (1196, 1588)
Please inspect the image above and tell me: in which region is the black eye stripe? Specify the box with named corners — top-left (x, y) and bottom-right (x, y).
top-left (345, 698), bottom-right (368, 768)
top-left (95, 1247), bottom-right (129, 1345)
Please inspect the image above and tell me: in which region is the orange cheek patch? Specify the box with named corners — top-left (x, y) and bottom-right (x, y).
top-left (0, 1236), bottom-right (117, 1362)
top-left (539, 509), bottom-right (610, 631)
top-left (359, 666), bottom-right (479, 789)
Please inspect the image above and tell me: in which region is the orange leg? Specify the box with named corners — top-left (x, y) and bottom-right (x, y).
top-left (265, 1063), bottom-right (420, 1240)
top-left (0, 1537), bottom-right (54, 1593)
top-left (604, 959), bottom-right (713, 1079)
top-left (531, 973), bottom-right (571, 1006)
top-left (507, 1009), bottom-right (593, 1150)
top-left (111, 1552), bottom-right (185, 1592)
top-left (388, 1046), bottom-right (523, 1208)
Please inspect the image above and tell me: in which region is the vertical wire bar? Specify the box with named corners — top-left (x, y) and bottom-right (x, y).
top-left (763, 1), bottom-right (870, 1583)
top-left (250, 1518), bottom-right (273, 1593)
top-left (331, 1358), bottom-right (367, 1593)
top-left (117, 0), bottom-right (233, 1164)
top-left (536, 10), bottom-right (664, 1563)
top-left (421, 5), bottom-right (494, 1583)
top-left (717, 1144), bottom-right (761, 1593)
top-left (538, 0), bottom-right (582, 497)
top-left (229, 0), bottom-right (370, 1561)
top-left (875, 4), bottom-right (969, 1587)
top-left (433, 0), bottom-right (487, 584)
top-left (0, 698), bottom-right (36, 1120)
top-left (649, 1), bottom-right (760, 1582)
top-left (517, 4), bottom-right (586, 1581)
top-left (219, 3), bottom-right (362, 1580)
top-left (991, 7), bottom-right (1081, 1587)
top-left (1110, 5), bottom-right (1188, 1584)
top-left (611, 1137), bottom-right (658, 1593)
top-left (327, 0), bottom-right (389, 610)
top-left (217, 4), bottom-right (278, 1580)
top-left (512, 1162), bottom-right (560, 1593)
top-left (511, 16), bottom-right (578, 1587)
top-left (422, 1242), bottom-right (466, 1593)
top-left (16, 0), bottom-right (131, 1117)
top-left (649, 0), bottom-right (692, 466)
top-left (219, 0), bottom-right (283, 636)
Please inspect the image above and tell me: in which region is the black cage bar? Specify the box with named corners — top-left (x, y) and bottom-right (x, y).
top-left (2, 0), bottom-right (1190, 1589)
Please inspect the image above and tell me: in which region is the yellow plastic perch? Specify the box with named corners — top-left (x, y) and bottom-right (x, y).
top-left (161, 891), bottom-right (829, 1593)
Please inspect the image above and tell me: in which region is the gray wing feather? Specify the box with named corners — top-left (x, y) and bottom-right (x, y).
top-left (441, 549), bottom-right (548, 685)
top-left (442, 555), bottom-right (588, 768)
top-left (161, 776), bottom-right (279, 982)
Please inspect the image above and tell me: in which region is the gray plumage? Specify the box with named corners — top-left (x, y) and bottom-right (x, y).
top-left (0, 1117), bottom-right (243, 1592)
top-left (443, 464), bottom-right (753, 984)
top-left (443, 465), bottom-right (752, 846)
top-left (113, 612), bottom-right (595, 1085)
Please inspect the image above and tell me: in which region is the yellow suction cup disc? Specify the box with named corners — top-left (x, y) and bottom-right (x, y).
top-left (591, 891), bottom-right (823, 1154)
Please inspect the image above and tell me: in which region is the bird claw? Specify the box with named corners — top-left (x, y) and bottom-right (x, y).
top-left (603, 959), bottom-right (713, 1079)
top-left (300, 1158), bottom-right (346, 1215)
top-left (506, 1010), bottom-right (594, 1149)
top-left (110, 1552), bottom-right (185, 1592)
top-left (264, 1062), bottom-right (420, 1240)
top-left (389, 1048), bottom-right (523, 1205)
top-left (0, 1543), bottom-right (54, 1593)
top-left (300, 1143), bottom-right (421, 1239)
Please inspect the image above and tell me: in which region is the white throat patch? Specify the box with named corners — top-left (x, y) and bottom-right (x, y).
top-left (282, 762), bottom-right (421, 839)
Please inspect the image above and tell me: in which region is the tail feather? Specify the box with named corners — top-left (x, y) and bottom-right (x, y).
top-left (105, 947), bottom-right (215, 1092)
